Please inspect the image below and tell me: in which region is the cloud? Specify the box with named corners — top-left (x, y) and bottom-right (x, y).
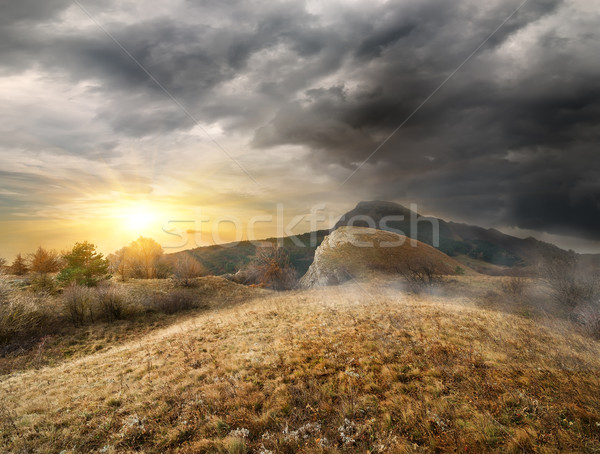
top-left (0, 0), bottom-right (599, 246)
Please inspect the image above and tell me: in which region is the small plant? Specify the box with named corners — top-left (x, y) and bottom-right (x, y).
top-left (8, 254), bottom-right (29, 276)
top-left (401, 257), bottom-right (445, 293)
top-left (0, 290), bottom-right (57, 344)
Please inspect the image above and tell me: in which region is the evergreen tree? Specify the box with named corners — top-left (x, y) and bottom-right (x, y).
top-left (9, 253), bottom-right (29, 276)
top-left (57, 241), bottom-right (110, 286)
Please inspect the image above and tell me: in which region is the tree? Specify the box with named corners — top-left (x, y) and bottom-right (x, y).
top-left (9, 254), bottom-right (28, 276)
top-left (29, 246), bottom-right (61, 275)
top-left (173, 254), bottom-right (205, 286)
top-left (56, 241), bottom-right (110, 287)
top-left (107, 247), bottom-right (129, 282)
top-left (0, 257), bottom-right (6, 270)
top-left (127, 237), bottom-right (164, 279)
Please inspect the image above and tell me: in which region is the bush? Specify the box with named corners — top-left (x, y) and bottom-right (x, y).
top-left (0, 287), bottom-right (58, 345)
top-left (57, 242), bottom-right (110, 287)
top-left (95, 283), bottom-right (126, 322)
top-left (62, 284), bottom-right (94, 325)
top-left (173, 254), bottom-right (205, 287)
top-left (149, 290), bottom-right (206, 315)
top-left (501, 276), bottom-right (528, 297)
top-left (573, 304), bottom-right (600, 339)
top-left (242, 245), bottom-right (297, 290)
top-left (400, 257), bottom-right (445, 293)
top-left (541, 254), bottom-right (598, 309)
top-left (30, 273), bottom-right (57, 294)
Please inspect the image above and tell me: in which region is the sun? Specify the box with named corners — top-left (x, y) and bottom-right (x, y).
top-left (121, 204), bottom-right (159, 232)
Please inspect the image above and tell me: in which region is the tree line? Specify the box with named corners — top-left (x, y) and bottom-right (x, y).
top-left (0, 237), bottom-right (205, 288)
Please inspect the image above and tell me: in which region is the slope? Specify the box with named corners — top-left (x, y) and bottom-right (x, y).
top-left (2, 279), bottom-right (599, 453)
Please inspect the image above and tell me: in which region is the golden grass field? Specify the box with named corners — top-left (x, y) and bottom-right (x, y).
top-left (1, 276), bottom-right (600, 453)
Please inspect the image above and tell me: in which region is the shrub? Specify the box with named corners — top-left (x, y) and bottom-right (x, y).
top-left (29, 247), bottom-right (61, 275)
top-left (95, 283), bottom-right (126, 322)
top-left (573, 304), bottom-right (600, 339)
top-left (149, 290), bottom-right (206, 315)
top-left (8, 254), bottom-right (28, 276)
top-left (30, 273), bottom-right (57, 294)
top-left (0, 288), bottom-right (58, 345)
top-left (400, 257), bottom-right (445, 293)
top-left (125, 237), bottom-right (165, 279)
top-left (501, 276), bottom-right (528, 297)
top-left (243, 245), bottom-right (297, 290)
top-left (62, 284), bottom-right (94, 325)
top-left (541, 254), bottom-right (598, 309)
top-left (173, 254), bottom-right (205, 287)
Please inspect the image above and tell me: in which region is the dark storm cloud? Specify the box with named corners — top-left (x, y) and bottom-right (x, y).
top-left (1, 0), bottom-right (600, 239)
top-left (0, 0), bottom-right (72, 25)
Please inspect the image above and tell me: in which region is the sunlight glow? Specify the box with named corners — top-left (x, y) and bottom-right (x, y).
top-left (118, 203), bottom-right (160, 233)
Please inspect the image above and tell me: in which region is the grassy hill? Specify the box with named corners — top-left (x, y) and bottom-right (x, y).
top-left (2, 276), bottom-right (599, 453)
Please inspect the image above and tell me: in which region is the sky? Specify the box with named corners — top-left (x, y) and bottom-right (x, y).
top-left (1, 0), bottom-right (600, 259)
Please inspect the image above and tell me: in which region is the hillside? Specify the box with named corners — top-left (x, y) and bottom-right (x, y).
top-left (300, 226), bottom-right (468, 288)
top-left (1, 278), bottom-right (599, 453)
top-left (170, 230), bottom-right (329, 276)
top-left (334, 201), bottom-right (572, 274)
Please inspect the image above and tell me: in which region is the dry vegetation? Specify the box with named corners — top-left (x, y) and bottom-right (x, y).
top-left (1, 276), bottom-right (599, 453)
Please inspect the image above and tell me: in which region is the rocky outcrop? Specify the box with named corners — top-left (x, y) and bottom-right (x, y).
top-left (299, 226), bottom-right (466, 288)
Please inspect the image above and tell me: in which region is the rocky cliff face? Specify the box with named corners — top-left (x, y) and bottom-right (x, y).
top-left (299, 226), bottom-right (464, 288)
top-left (299, 227), bottom-right (363, 288)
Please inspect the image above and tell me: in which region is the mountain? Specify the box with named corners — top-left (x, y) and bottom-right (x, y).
top-left (171, 200), bottom-right (582, 278)
top-left (299, 226), bottom-right (467, 288)
top-left (334, 201), bottom-right (570, 274)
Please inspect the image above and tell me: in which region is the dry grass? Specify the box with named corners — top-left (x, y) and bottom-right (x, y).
top-left (0, 276), bottom-right (267, 375)
top-left (1, 277), bottom-right (600, 453)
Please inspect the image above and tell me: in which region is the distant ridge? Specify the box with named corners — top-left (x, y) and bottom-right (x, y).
top-left (334, 201), bottom-right (570, 274)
